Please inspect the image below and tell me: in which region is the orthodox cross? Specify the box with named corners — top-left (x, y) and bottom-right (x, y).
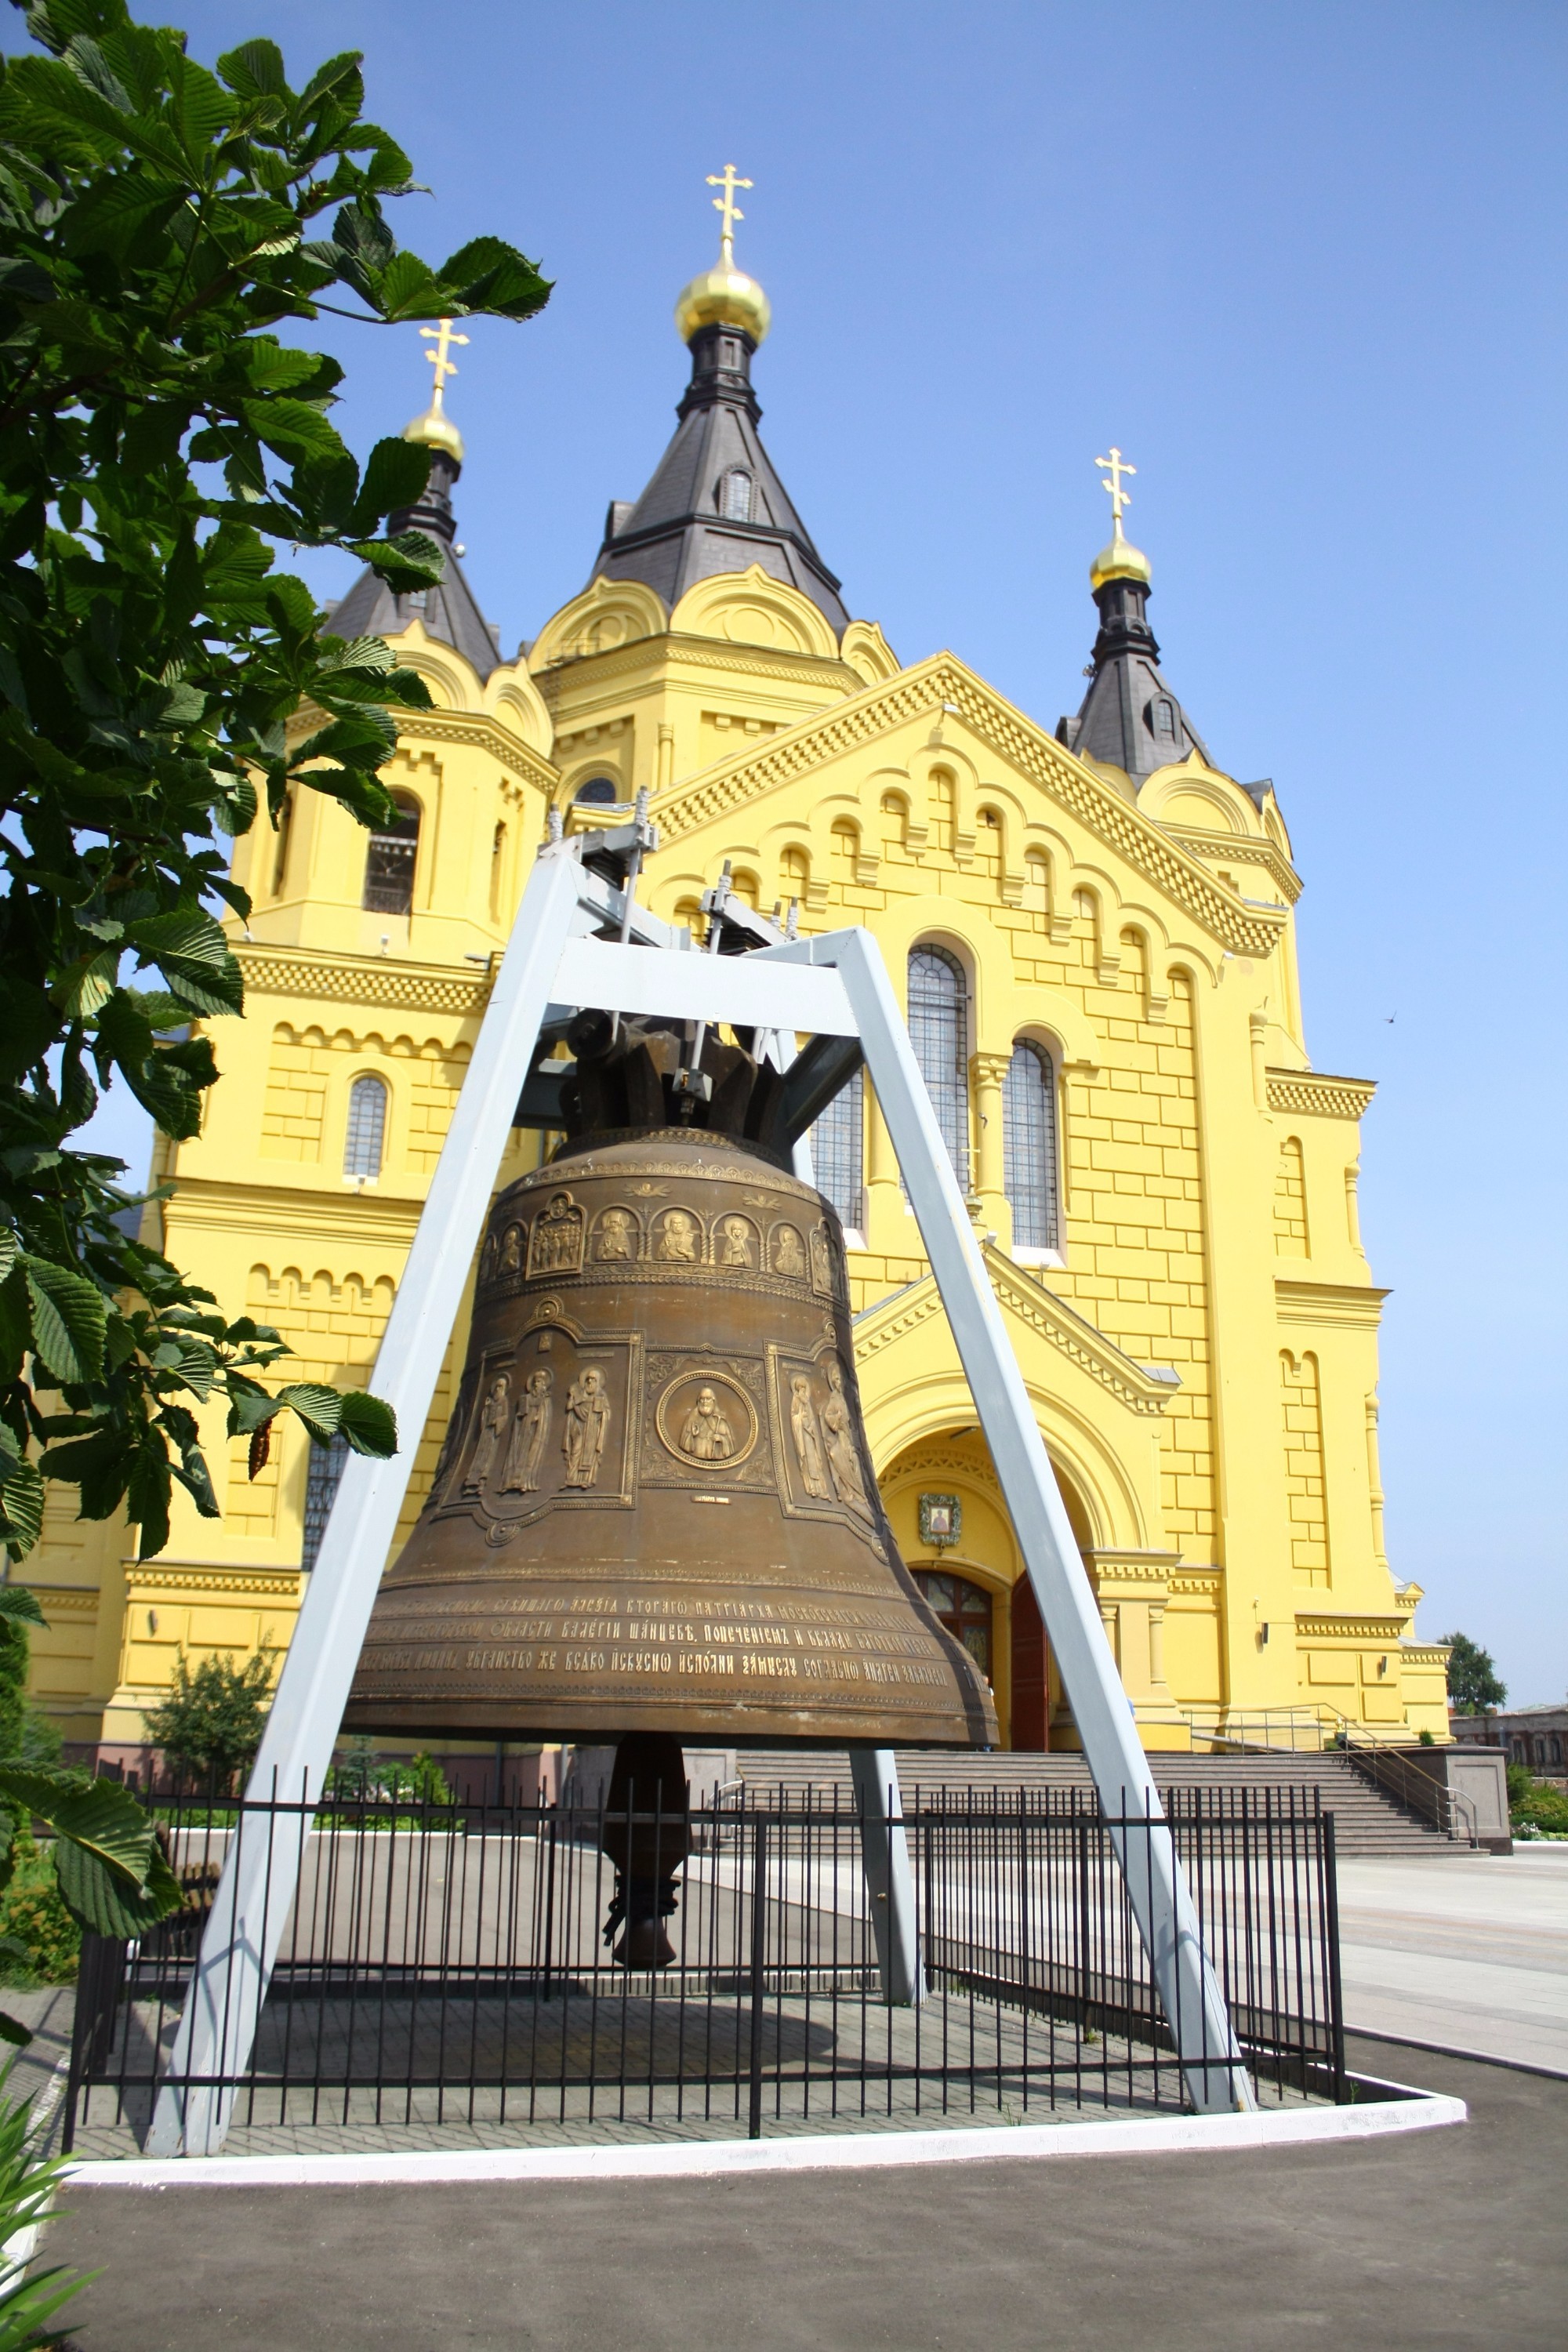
top-left (1095, 446), bottom-right (1136, 528)
top-left (707, 164), bottom-right (753, 263)
top-left (421, 318), bottom-right (470, 409)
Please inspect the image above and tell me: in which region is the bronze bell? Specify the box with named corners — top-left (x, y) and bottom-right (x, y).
top-left (344, 1015), bottom-right (997, 1756)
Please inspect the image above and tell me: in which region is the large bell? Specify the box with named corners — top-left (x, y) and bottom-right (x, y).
top-left (344, 1014), bottom-right (996, 1751)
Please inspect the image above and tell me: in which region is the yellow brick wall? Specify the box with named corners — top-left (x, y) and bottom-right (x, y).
top-left (1280, 1348), bottom-right (1330, 1587)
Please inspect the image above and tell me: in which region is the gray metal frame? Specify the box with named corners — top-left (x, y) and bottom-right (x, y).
top-left (147, 837), bottom-right (1251, 2156)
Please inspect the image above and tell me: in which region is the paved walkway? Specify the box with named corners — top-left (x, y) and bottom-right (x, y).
top-left (44, 2038), bottom-right (1565, 2352)
top-left (1335, 1846), bottom-right (1568, 2071)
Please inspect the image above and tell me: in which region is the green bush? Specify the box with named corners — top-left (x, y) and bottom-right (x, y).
top-left (0, 1842), bottom-right (80, 1988)
top-left (1507, 1762), bottom-right (1568, 1838)
top-left (143, 1650), bottom-right (274, 1789)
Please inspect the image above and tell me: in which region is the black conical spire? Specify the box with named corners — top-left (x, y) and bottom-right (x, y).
top-left (329, 444), bottom-right (503, 681)
top-left (590, 318), bottom-right (848, 632)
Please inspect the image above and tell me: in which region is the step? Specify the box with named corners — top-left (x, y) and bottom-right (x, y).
top-left (731, 1748), bottom-right (1461, 1857)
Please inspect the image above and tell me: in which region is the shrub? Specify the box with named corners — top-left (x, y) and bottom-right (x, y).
top-left (1507, 1763), bottom-right (1568, 1838)
top-left (0, 1841), bottom-right (79, 1988)
top-left (143, 1651), bottom-right (275, 1791)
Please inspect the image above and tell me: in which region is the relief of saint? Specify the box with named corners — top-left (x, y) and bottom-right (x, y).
top-left (678, 1384), bottom-right (735, 1461)
top-left (809, 1225), bottom-right (833, 1294)
top-left (718, 1218), bottom-right (755, 1269)
top-left (530, 1192), bottom-right (584, 1274)
top-left (772, 1225), bottom-right (805, 1279)
top-left (479, 1233), bottom-right (498, 1281)
top-left (562, 1368), bottom-right (612, 1489)
top-left (464, 1374), bottom-right (511, 1491)
top-left (499, 1367), bottom-right (553, 1494)
top-left (820, 1359), bottom-right (873, 1518)
top-left (788, 1374), bottom-right (830, 1500)
top-left (656, 1209), bottom-right (700, 1263)
top-left (499, 1226), bottom-right (522, 1274)
top-left (595, 1207), bottom-right (635, 1262)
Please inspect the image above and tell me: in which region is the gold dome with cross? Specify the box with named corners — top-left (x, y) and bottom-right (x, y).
top-left (674, 163), bottom-right (772, 345)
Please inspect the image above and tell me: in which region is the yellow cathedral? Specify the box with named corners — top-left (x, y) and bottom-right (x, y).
top-left (24, 194), bottom-right (1451, 1762)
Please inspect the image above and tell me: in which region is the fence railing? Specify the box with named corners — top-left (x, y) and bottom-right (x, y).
top-left (63, 1781), bottom-right (1346, 2156)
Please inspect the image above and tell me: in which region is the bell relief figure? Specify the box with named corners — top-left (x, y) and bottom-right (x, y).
top-left (719, 1218), bottom-right (755, 1269)
top-left (500, 1367), bottom-right (553, 1494)
top-left (479, 1232), bottom-right (498, 1281)
top-left (464, 1374), bottom-right (511, 1491)
top-left (656, 1209), bottom-right (700, 1263)
top-left (772, 1225), bottom-right (805, 1279)
top-left (529, 1191), bottom-right (584, 1275)
top-left (809, 1224), bottom-right (833, 1294)
top-left (679, 1384), bottom-right (735, 1461)
top-left (562, 1368), bottom-right (612, 1488)
top-left (595, 1207), bottom-right (635, 1262)
top-left (820, 1359), bottom-right (873, 1518)
top-left (788, 1374), bottom-right (830, 1500)
top-left (499, 1225), bottom-right (522, 1274)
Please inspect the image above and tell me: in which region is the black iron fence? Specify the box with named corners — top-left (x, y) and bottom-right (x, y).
top-left (64, 1780), bottom-right (1345, 2154)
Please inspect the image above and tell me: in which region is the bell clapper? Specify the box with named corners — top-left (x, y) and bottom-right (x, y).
top-left (601, 1733), bottom-right (691, 1969)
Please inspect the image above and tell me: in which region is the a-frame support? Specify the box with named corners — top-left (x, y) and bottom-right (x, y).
top-left (147, 835), bottom-right (1254, 2156)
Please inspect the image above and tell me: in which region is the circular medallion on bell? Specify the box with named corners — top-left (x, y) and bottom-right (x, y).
top-left (655, 1369), bottom-right (759, 1471)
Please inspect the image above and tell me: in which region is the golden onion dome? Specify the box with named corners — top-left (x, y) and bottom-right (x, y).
top-left (1090, 520), bottom-right (1151, 590)
top-left (674, 260), bottom-right (771, 347)
top-left (403, 402), bottom-right (465, 464)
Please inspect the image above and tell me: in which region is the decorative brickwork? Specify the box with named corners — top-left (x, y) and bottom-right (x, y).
top-left (240, 949), bottom-right (489, 1018)
top-left (259, 1022), bottom-right (470, 1173)
top-left (1265, 1069), bottom-right (1377, 1121)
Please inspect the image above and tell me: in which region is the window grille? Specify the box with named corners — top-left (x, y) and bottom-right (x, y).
top-left (301, 1434), bottom-right (350, 1573)
top-left (719, 467), bottom-right (753, 522)
top-left (343, 1074), bottom-right (387, 1180)
top-left (362, 797), bottom-right (419, 914)
top-left (811, 1066), bottom-right (865, 1236)
top-left (1003, 1041), bottom-right (1060, 1250)
top-left (908, 946), bottom-right (970, 1191)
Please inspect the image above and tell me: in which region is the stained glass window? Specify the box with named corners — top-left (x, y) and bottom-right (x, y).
top-left (908, 946), bottom-right (970, 1191)
top-left (1003, 1041), bottom-right (1059, 1250)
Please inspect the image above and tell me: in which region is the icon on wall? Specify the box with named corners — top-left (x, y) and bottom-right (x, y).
top-left (919, 1492), bottom-right (962, 1551)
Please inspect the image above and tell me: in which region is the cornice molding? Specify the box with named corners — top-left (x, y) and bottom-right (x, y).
top-left (1159, 822), bottom-right (1303, 906)
top-left (1275, 1278), bottom-right (1390, 1329)
top-left (1169, 1570), bottom-right (1223, 1598)
top-left (1294, 1612), bottom-right (1408, 1641)
top-left (535, 629), bottom-right (858, 704)
top-left (19, 1584), bottom-right (100, 1616)
top-left (855, 1250), bottom-right (1178, 1418)
top-left (237, 945), bottom-right (492, 1020)
top-left (1265, 1069), bottom-right (1377, 1120)
top-left (166, 1179), bottom-right (423, 1252)
top-left (392, 710), bottom-right (557, 789)
top-left (126, 1563), bottom-right (303, 1599)
top-left (654, 655), bottom-right (1288, 958)
top-left (1399, 1643), bottom-right (1452, 1664)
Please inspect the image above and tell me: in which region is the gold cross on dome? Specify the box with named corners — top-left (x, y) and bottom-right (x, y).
top-left (1095, 446), bottom-right (1136, 528)
top-left (706, 164), bottom-right (753, 263)
top-left (420, 318), bottom-right (470, 409)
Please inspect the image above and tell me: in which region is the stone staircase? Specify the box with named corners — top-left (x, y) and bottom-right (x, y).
top-left (734, 1748), bottom-right (1461, 1857)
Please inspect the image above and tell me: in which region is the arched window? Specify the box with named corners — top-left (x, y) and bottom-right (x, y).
top-left (811, 1067), bottom-right (864, 1237)
top-left (908, 946), bottom-right (970, 1190)
top-left (718, 467), bottom-right (753, 522)
top-left (573, 777), bottom-right (619, 808)
top-left (1003, 1041), bottom-right (1060, 1250)
top-left (913, 1570), bottom-right (992, 1678)
top-left (343, 1073), bottom-right (387, 1179)
top-left (301, 1434), bottom-right (350, 1573)
top-left (362, 793), bottom-right (419, 915)
top-left (1150, 696), bottom-right (1178, 746)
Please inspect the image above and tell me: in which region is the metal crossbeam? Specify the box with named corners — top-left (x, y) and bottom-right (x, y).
top-left (149, 840), bottom-right (1252, 2155)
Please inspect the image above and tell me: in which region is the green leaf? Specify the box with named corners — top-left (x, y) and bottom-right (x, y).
top-left (278, 1382), bottom-right (341, 1442)
top-left (337, 1389), bottom-right (397, 1458)
top-left (55, 1835), bottom-right (183, 1936)
top-left (347, 435), bottom-right (430, 533)
top-left (438, 234), bottom-right (553, 322)
top-left (350, 528), bottom-right (445, 593)
top-left (216, 37), bottom-right (288, 100)
top-left (0, 1766), bottom-right (155, 1888)
top-left (0, 2009), bottom-right (32, 2048)
top-left (22, 1258), bottom-right (107, 1384)
top-left (0, 1585), bottom-right (45, 1631)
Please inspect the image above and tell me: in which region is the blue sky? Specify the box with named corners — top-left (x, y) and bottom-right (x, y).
top-left (75, 2), bottom-right (1566, 1700)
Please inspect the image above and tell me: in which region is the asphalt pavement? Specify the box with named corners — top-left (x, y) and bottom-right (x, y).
top-left (45, 2037), bottom-right (1566, 2352)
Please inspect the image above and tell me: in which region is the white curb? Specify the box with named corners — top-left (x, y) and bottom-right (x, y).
top-left (65, 2085), bottom-right (1465, 2188)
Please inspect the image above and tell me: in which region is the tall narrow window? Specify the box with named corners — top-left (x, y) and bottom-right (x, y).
top-left (1003, 1041), bottom-right (1060, 1250)
top-left (718, 467), bottom-right (753, 521)
top-left (908, 946), bottom-right (970, 1190)
top-left (301, 1434), bottom-right (350, 1573)
top-left (362, 793), bottom-right (419, 914)
top-left (811, 1067), bottom-right (865, 1237)
top-left (343, 1073), bottom-right (387, 1179)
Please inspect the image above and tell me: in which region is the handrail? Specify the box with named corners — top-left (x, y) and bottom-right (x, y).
top-left (1176, 1705), bottom-right (1479, 1846)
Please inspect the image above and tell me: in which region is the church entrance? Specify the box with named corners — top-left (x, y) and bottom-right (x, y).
top-left (1009, 1574), bottom-right (1050, 1751)
top-left (912, 1569), bottom-right (993, 1681)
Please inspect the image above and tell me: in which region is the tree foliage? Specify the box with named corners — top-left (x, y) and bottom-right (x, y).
top-left (141, 1644), bottom-right (272, 1785)
top-left (1443, 1631), bottom-right (1506, 1715)
top-left (0, 0), bottom-right (550, 1561)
